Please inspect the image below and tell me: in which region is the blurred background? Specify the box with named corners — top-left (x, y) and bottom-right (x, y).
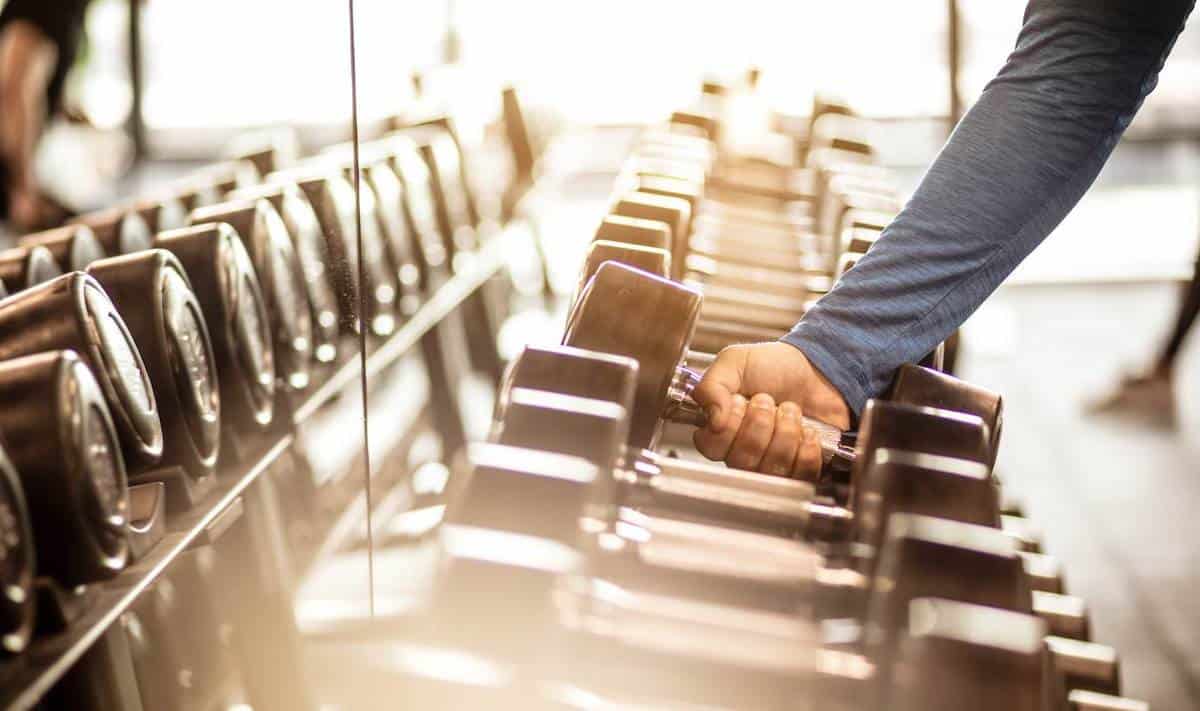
top-left (4, 1), bottom-right (1198, 709)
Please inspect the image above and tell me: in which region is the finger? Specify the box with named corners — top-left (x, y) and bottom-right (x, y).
top-left (692, 346), bottom-right (747, 432)
top-left (694, 394), bottom-right (748, 461)
top-left (726, 393), bottom-right (777, 471)
top-left (759, 401), bottom-right (803, 477)
top-left (791, 423), bottom-right (824, 481)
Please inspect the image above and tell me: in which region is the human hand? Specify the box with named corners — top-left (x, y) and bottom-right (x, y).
top-left (691, 342), bottom-right (851, 479)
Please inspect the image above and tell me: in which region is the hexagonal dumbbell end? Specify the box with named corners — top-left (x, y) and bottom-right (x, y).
top-left (18, 224), bottom-right (106, 271)
top-left (889, 363), bottom-right (1004, 465)
top-left (450, 442), bottom-right (601, 546)
top-left (887, 598), bottom-right (1044, 711)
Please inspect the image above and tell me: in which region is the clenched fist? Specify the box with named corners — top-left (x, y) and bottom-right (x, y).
top-left (691, 342), bottom-right (851, 480)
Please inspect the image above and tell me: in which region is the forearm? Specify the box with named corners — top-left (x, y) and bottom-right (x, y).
top-left (784, 0), bottom-right (1193, 415)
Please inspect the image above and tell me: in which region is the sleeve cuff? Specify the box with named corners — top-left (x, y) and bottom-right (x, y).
top-left (779, 323), bottom-right (870, 418)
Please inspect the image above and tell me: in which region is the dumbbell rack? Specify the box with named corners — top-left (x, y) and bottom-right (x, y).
top-left (0, 226), bottom-right (517, 711)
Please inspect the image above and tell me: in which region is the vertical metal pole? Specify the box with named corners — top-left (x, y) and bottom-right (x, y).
top-left (947, 0), bottom-right (962, 133)
top-left (127, 0), bottom-right (147, 159)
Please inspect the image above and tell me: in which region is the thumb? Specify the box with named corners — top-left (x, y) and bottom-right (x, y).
top-left (692, 347), bottom-right (747, 432)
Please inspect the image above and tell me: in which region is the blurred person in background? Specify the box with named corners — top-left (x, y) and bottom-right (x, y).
top-left (1086, 257), bottom-right (1200, 426)
top-left (0, 0), bottom-right (93, 231)
top-left (691, 1), bottom-right (1196, 477)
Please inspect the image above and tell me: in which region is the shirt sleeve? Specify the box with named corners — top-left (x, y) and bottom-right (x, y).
top-left (782, 0), bottom-right (1194, 416)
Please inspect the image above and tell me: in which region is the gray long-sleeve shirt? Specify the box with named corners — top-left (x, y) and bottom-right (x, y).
top-left (782, 0), bottom-right (1195, 415)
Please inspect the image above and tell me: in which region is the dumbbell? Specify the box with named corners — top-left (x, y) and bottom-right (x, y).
top-left (493, 347), bottom-right (1066, 623)
top-left (610, 188), bottom-right (819, 278)
top-left (0, 245), bottom-right (62, 292)
top-left (228, 182), bottom-right (341, 364)
top-left (316, 143), bottom-right (426, 316)
top-left (0, 273), bottom-right (163, 466)
top-left (372, 134), bottom-right (452, 290)
top-left (578, 238), bottom-right (809, 340)
top-left (127, 194), bottom-right (189, 234)
top-left (563, 261), bottom-right (959, 465)
top-left (0, 442), bottom-right (34, 654)
top-left (189, 199), bottom-right (314, 390)
top-left (401, 113), bottom-right (484, 228)
top-left (624, 153), bottom-right (817, 238)
top-left (73, 207), bottom-right (154, 256)
top-left (860, 514), bottom-right (1094, 645)
top-left (18, 224), bottom-right (106, 271)
top-left (589, 210), bottom-right (826, 325)
top-left (266, 167), bottom-right (398, 337)
top-left (496, 344), bottom-right (998, 540)
top-left (885, 598), bottom-right (1141, 711)
top-left (429, 449), bottom-right (1104, 711)
top-left (154, 224), bottom-right (275, 456)
top-left (170, 178), bottom-right (221, 213)
top-left (574, 243), bottom-right (958, 424)
top-left (385, 126), bottom-right (479, 263)
top-left (86, 250), bottom-right (221, 511)
top-left (185, 159), bottom-right (260, 198)
top-left (0, 351), bottom-right (129, 586)
top-left (490, 391), bottom-right (1078, 624)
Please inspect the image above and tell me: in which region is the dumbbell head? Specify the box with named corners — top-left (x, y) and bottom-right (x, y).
top-left (612, 191), bottom-right (691, 270)
top-left (129, 195), bottom-right (189, 233)
top-left (809, 113), bottom-right (875, 157)
top-left (379, 136), bottom-right (452, 278)
top-left (842, 225), bottom-right (882, 255)
top-left (433, 521), bottom-right (579, 657)
top-left (1044, 636), bottom-right (1122, 706)
top-left (564, 262), bottom-right (701, 449)
top-left (866, 514), bottom-right (1032, 643)
top-left (834, 251), bottom-right (863, 280)
top-left (593, 215), bottom-right (672, 252)
top-left (155, 223), bottom-right (275, 434)
top-left (491, 388), bottom-right (626, 513)
top-left (451, 442), bottom-right (601, 546)
top-left (229, 182), bottom-right (341, 363)
top-left (75, 207), bottom-right (154, 255)
top-left (890, 598), bottom-right (1044, 711)
top-left (0, 273), bottom-right (163, 465)
top-left (190, 198), bottom-right (313, 389)
top-left (272, 169), bottom-right (377, 334)
top-left (499, 344), bottom-right (639, 420)
top-left (0, 351), bottom-right (129, 585)
top-left (575, 240), bottom-right (671, 309)
top-left (171, 180), bottom-right (222, 213)
top-left (18, 224), bottom-right (106, 271)
top-left (192, 159), bottom-right (260, 197)
top-left (854, 448), bottom-right (1000, 554)
top-left (670, 109), bottom-right (720, 142)
top-left (87, 250), bottom-right (221, 493)
top-left (854, 400), bottom-right (990, 479)
top-left (359, 159), bottom-right (424, 313)
top-left (388, 126), bottom-right (475, 252)
top-left (630, 174), bottom-right (702, 219)
top-left (888, 364), bottom-right (1004, 465)
top-left (0, 442), bottom-right (34, 654)
top-left (0, 245), bottom-right (62, 292)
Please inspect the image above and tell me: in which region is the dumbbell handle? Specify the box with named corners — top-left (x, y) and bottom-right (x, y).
top-left (664, 362), bottom-right (857, 467)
